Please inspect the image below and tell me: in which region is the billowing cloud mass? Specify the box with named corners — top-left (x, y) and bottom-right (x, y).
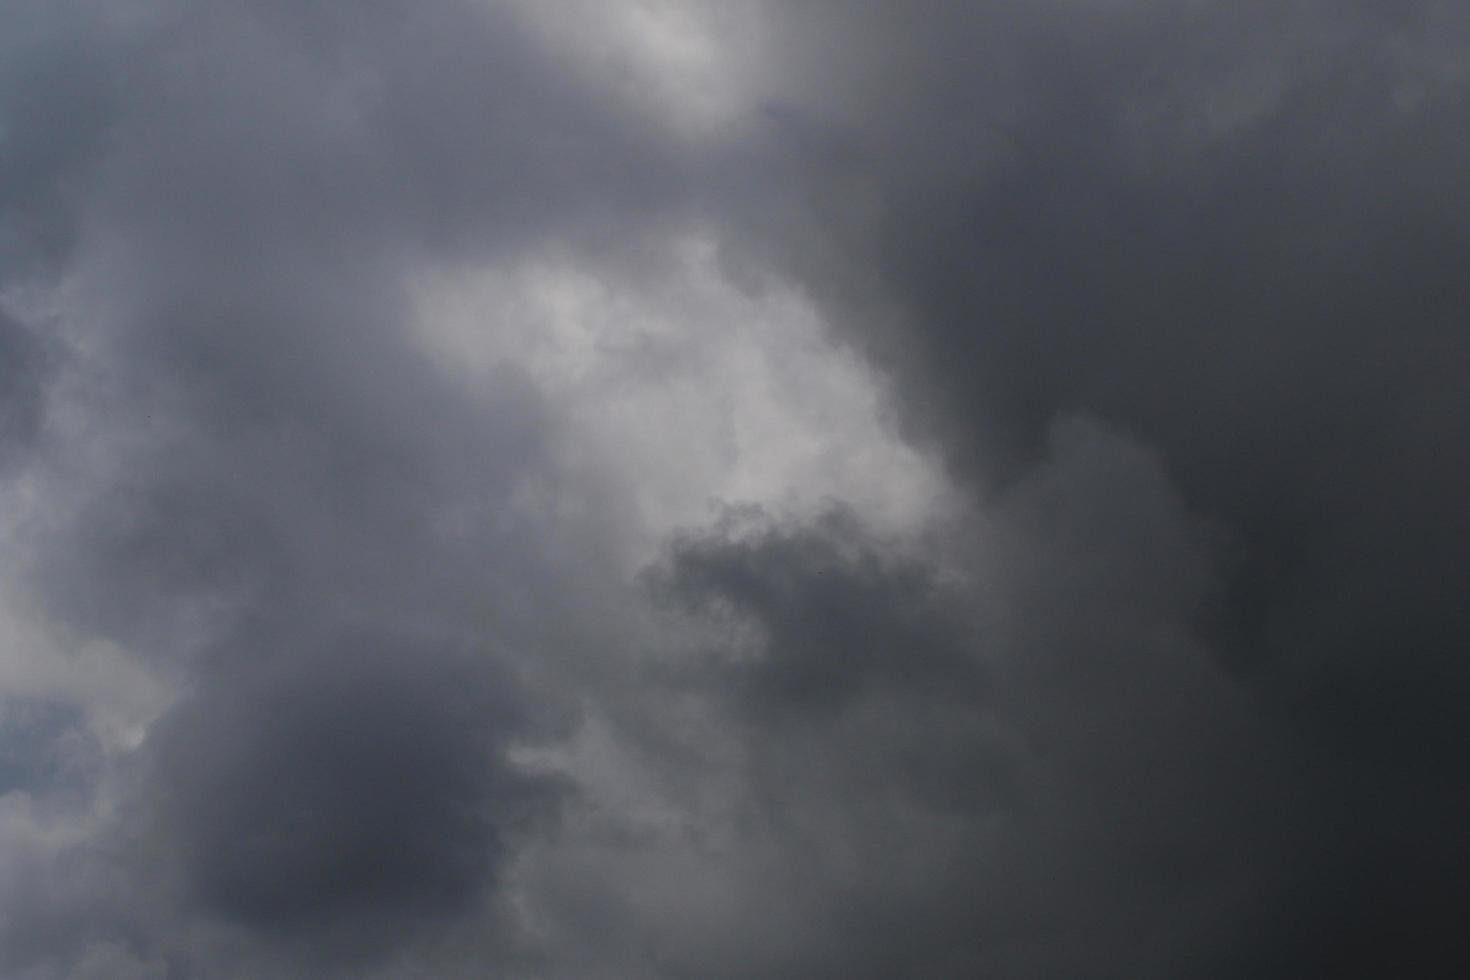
top-left (2, 1), bottom-right (1468, 977)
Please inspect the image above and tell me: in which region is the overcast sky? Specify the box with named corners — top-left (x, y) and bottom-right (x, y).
top-left (3, 2), bottom-right (1469, 977)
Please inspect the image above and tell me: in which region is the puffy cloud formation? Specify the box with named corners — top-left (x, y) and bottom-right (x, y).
top-left (2, 2), bottom-right (1468, 977)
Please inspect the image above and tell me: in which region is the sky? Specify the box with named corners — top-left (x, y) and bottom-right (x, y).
top-left (2, 1), bottom-right (1469, 977)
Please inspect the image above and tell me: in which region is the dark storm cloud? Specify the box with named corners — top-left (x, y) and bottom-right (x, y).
top-left (647, 420), bottom-right (1309, 979)
top-left (7, 0), bottom-right (688, 672)
top-left (11, 0), bottom-right (599, 677)
top-left (0, 5), bottom-right (118, 272)
top-left (5, 1), bottom-right (1470, 977)
top-left (693, 1), bottom-right (1470, 975)
top-left (753, 0), bottom-right (1470, 694)
top-left (656, 506), bottom-right (984, 718)
top-left (2, 0), bottom-right (686, 974)
top-left (0, 697), bottom-right (97, 799)
top-left (144, 632), bottom-right (562, 958)
top-left (0, 308), bottom-right (51, 465)
top-left (0, 8), bottom-right (90, 461)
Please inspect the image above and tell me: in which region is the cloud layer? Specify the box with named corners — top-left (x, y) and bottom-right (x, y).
top-left (3, 2), bottom-right (1468, 977)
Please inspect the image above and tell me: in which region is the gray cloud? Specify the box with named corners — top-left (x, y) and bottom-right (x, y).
top-left (143, 631), bottom-right (562, 963)
top-left (635, 421), bottom-right (1303, 979)
top-left (3, 1), bottom-right (1469, 977)
top-left (2, 1), bottom-right (675, 974)
top-left (655, 506), bottom-right (985, 719)
top-left (0, 309), bottom-right (51, 466)
top-left (708, 2), bottom-right (1470, 975)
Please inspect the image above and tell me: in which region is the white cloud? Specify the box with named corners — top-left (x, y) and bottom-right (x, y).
top-left (410, 230), bottom-right (957, 572)
top-left (501, 0), bottom-right (772, 141)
